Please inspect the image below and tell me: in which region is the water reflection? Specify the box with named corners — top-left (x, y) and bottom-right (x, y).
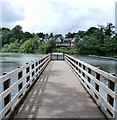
top-left (0, 53), bottom-right (117, 77)
top-left (0, 53), bottom-right (45, 76)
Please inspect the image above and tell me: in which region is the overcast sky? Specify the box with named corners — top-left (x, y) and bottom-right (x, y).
top-left (0, 0), bottom-right (116, 35)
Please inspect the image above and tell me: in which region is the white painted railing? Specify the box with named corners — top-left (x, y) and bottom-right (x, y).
top-left (51, 52), bottom-right (64, 60)
top-left (0, 54), bottom-right (51, 119)
top-left (1, 53), bottom-right (116, 119)
top-left (65, 54), bottom-right (117, 119)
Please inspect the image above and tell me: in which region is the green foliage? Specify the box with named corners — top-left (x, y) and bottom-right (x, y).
top-left (1, 44), bottom-right (9, 52)
top-left (54, 47), bottom-right (77, 54)
top-left (20, 39), bottom-right (33, 53)
top-left (39, 38), bottom-right (56, 53)
top-left (20, 37), bottom-right (38, 53)
top-left (74, 24), bottom-right (116, 56)
top-left (65, 32), bottom-right (76, 38)
top-left (105, 23), bottom-right (115, 37)
top-left (8, 41), bottom-right (20, 52)
top-left (1, 23), bottom-right (116, 56)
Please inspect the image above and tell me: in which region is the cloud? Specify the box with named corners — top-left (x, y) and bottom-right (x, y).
top-left (0, 0), bottom-right (25, 27)
top-left (1, 0), bottom-right (116, 35)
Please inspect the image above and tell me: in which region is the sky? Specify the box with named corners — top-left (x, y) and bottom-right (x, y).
top-left (115, 1), bottom-right (117, 33)
top-left (0, 0), bottom-right (117, 35)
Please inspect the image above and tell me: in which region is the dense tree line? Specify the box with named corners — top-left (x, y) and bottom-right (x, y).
top-left (65, 23), bottom-right (117, 56)
top-left (0, 25), bottom-right (56, 53)
top-left (0, 23), bottom-right (117, 56)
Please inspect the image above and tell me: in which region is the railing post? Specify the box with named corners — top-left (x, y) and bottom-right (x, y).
top-left (57, 54), bottom-right (58, 60)
top-left (50, 53), bottom-right (52, 60)
top-left (63, 53), bottom-right (65, 60)
top-left (115, 77), bottom-right (117, 118)
top-left (0, 54), bottom-right (51, 119)
top-left (61, 54), bottom-right (117, 119)
top-left (3, 72), bottom-right (7, 75)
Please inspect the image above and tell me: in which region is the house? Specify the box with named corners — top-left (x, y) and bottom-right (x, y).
top-left (56, 37), bottom-right (62, 43)
top-left (64, 38), bottom-right (72, 43)
top-left (56, 36), bottom-right (64, 43)
top-left (43, 34), bottom-right (49, 42)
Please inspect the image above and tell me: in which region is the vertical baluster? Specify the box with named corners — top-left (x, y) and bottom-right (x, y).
top-left (114, 77), bottom-right (117, 118)
top-left (95, 72), bottom-right (100, 94)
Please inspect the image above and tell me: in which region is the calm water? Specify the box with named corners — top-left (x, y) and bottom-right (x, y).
top-left (0, 53), bottom-right (116, 77)
top-left (73, 55), bottom-right (117, 76)
top-left (0, 53), bottom-right (45, 76)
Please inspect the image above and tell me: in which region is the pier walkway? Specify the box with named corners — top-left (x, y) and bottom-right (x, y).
top-left (13, 61), bottom-right (106, 118)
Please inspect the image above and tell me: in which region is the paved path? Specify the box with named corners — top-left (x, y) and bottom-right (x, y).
top-left (13, 61), bottom-right (106, 119)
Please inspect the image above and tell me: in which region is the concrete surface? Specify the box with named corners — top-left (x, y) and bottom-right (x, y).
top-left (13, 61), bottom-right (106, 119)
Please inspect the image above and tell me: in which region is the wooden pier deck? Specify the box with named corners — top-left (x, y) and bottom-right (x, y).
top-left (12, 61), bottom-right (106, 119)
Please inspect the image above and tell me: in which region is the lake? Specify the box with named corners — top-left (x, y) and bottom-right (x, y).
top-left (73, 55), bottom-right (117, 76)
top-left (0, 53), bottom-right (45, 76)
top-left (0, 53), bottom-right (116, 77)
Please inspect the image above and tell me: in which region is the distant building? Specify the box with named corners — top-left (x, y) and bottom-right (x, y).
top-left (56, 37), bottom-right (62, 43)
top-left (56, 37), bottom-right (75, 47)
top-left (64, 38), bottom-right (72, 43)
top-left (43, 34), bottom-right (49, 42)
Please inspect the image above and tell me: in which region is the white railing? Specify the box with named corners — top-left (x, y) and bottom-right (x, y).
top-left (0, 54), bottom-right (51, 119)
top-left (51, 52), bottom-right (64, 60)
top-left (65, 54), bottom-right (117, 119)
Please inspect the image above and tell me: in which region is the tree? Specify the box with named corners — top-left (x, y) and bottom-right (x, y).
top-left (1, 29), bottom-right (14, 46)
top-left (39, 38), bottom-right (56, 53)
top-left (80, 35), bottom-right (105, 55)
top-left (105, 23), bottom-right (115, 37)
top-left (111, 35), bottom-right (117, 55)
top-left (20, 37), bottom-right (38, 53)
top-left (86, 27), bottom-right (99, 35)
top-left (98, 23), bottom-right (115, 37)
top-left (20, 39), bottom-right (32, 53)
top-left (77, 30), bottom-right (86, 38)
top-left (74, 34), bottom-right (80, 47)
top-left (49, 33), bottom-right (54, 38)
top-left (37, 32), bottom-right (45, 38)
top-left (54, 34), bottom-right (63, 39)
top-left (12, 25), bottom-right (23, 41)
top-left (65, 32), bottom-right (76, 38)
top-left (1, 27), bottom-right (10, 31)
top-left (8, 41), bottom-right (20, 52)
top-left (23, 32), bottom-right (33, 40)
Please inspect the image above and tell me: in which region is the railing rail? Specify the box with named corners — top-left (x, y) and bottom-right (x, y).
top-left (51, 52), bottom-right (64, 60)
top-left (0, 53), bottom-right (116, 119)
top-left (0, 54), bottom-right (51, 119)
top-left (65, 54), bottom-right (117, 119)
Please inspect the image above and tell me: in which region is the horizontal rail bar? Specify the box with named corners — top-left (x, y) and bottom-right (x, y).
top-left (0, 54), bottom-right (51, 119)
top-left (65, 54), bottom-right (117, 119)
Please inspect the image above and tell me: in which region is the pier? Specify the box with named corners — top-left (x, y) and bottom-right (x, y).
top-left (0, 53), bottom-right (117, 119)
